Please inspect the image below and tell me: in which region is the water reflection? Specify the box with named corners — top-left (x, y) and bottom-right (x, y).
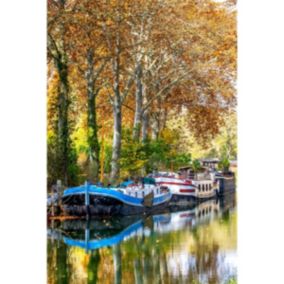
top-left (48, 195), bottom-right (236, 284)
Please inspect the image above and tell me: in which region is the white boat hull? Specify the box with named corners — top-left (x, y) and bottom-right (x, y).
top-left (154, 176), bottom-right (196, 199)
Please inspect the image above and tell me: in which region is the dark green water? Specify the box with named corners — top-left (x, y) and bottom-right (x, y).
top-left (47, 195), bottom-right (237, 284)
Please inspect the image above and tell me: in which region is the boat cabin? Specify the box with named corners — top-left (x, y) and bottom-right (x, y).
top-left (178, 166), bottom-right (217, 199)
top-left (118, 177), bottom-right (168, 199)
top-left (199, 158), bottom-right (219, 170)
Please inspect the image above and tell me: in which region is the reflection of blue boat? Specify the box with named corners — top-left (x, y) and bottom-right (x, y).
top-left (63, 220), bottom-right (143, 250)
top-left (48, 209), bottom-right (197, 251)
top-left (48, 197), bottom-right (235, 253)
top-left (62, 179), bottom-right (172, 216)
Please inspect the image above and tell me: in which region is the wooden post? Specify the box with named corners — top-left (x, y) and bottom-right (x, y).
top-left (51, 219), bottom-right (55, 232)
top-left (51, 220), bottom-right (55, 244)
top-left (51, 185), bottom-right (55, 217)
top-left (56, 179), bottom-right (62, 207)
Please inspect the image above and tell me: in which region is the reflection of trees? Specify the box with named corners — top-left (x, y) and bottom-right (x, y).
top-left (114, 225), bottom-right (173, 283)
top-left (48, 240), bottom-right (69, 284)
top-left (48, 209), bottom-right (236, 283)
top-left (87, 250), bottom-right (100, 284)
top-left (113, 244), bottom-right (122, 284)
top-left (186, 209), bottom-right (237, 284)
top-left (190, 240), bottom-right (220, 284)
top-left (57, 245), bottom-right (69, 284)
top-left (124, 230), bottom-right (181, 283)
top-left (133, 259), bottom-right (142, 284)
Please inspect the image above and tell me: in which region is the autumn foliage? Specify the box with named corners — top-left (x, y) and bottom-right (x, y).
top-left (47, 0), bottom-right (236, 187)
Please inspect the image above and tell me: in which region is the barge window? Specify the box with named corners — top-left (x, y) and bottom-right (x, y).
top-left (198, 184), bottom-right (201, 191)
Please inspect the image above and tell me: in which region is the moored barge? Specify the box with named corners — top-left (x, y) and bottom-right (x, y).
top-left (61, 178), bottom-right (172, 217)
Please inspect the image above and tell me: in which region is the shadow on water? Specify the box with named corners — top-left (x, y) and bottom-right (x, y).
top-left (48, 194), bottom-right (237, 284)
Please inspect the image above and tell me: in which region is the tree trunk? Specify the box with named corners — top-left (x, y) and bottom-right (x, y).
top-left (133, 63), bottom-right (143, 141)
top-left (141, 110), bottom-right (149, 142)
top-left (151, 114), bottom-right (159, 140)
top-left (86, 48), bottom-right (100, 181)
top-left (55, 55), bottom-right (70, 185)
top-left (111, 95), bottom-right (122, 182)
top-left (110, 46), bottom-right (122, 182)
top-left (160, 108), bottom-right (168, 133)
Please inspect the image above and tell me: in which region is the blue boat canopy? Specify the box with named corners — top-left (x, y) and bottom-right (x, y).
top-left (142, 177), bottom-right (156, 185)
top-left (119, 177), bottom-right (156, 187)
top-left (119, 180), bottom-right (135, 188)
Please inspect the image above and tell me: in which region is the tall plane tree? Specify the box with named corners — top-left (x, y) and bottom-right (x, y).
top-left (68, 1), bottom-right (108, 181)
top-left (102, 1), bottom-right (135, 182)
top-left (47, 0), bottom-right (78, 185)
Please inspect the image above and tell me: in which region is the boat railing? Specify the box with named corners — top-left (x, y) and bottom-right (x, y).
top-left (123, 185), bottom-right (163, 198)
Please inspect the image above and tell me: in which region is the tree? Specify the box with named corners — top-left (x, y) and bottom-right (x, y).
top-left (47, 0), bottom-right (237, 184)
top-left (101, 1), bottom-right (137, 182)
top-left (67, 1), bottom-right (108, 181)
top-left (47, 0), bottom-right (79, 185)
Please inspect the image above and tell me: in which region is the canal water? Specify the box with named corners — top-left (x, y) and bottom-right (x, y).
top-left (47, 195), bottom-right (237, 284)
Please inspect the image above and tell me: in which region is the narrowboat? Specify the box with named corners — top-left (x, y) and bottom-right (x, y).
top-left (61, 178), bottom-right (172, 216)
